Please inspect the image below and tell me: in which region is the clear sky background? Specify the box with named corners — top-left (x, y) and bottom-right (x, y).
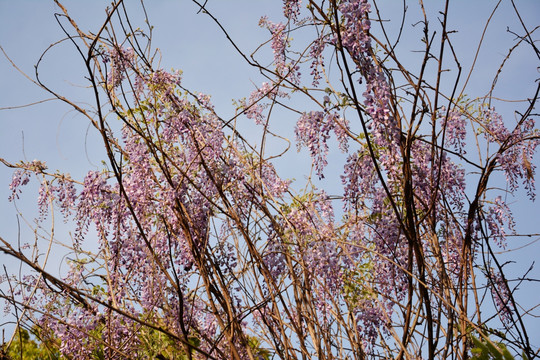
top-left (1, 0), bottom-right (539, 343)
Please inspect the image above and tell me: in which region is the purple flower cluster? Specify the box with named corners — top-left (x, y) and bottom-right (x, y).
top-left (440, 108), bottom-right (467, 154)
top-left (440, 225), bottom-right (465, 276)
top-left (363, 66), bottom-right (401, 150)
top-left (282, 0), bottom-right (301, 21)
top-left (410, 141), bottom-right (466, 213)
top-left (259, 16), bottom-right (300, 84)
top-left (309, 36), bottom-right (327, 86)
top-left (263, 230), bottom-right (286, 279)
top-left (338, 0), bottom-right (402, 180)
top-left (486, 196), bottom-right (515, 248)
top-left (147, 69), bottom-right (182, 96)
top-left (73, 170), bottom-right (119, 246)
top-left (482, 107), bottom-right (540, 199)
top-left (337, 0), bottom-right (372, 60)
top-left (341, 147), bottom-right (380, 213)
top-left (8, 169), bottom-right (30, 201)
top-left (295, 111), bottom-right (349, 179)
top-left (490, 269), bottom-right (512, 325)
top-left (51, 175), bottom-right (77, 217)
top-left (104, 46), bottom-right (135, 89)
top-left (241, 81), bottom-right (288, 125)
top-left (259, 17), bottom-right (287, 75)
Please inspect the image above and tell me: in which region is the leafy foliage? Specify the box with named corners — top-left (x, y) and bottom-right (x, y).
top-left (1, 328), bottom-right (60, 359)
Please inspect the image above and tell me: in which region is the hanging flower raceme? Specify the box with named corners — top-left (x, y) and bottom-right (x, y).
top-left (295, 111), bottom-right (349, 179)
top-left (103, 46), bottom-right (135, 89)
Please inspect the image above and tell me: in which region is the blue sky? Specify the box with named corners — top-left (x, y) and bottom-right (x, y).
top-left (1, 0), bottom-right (540, 343)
